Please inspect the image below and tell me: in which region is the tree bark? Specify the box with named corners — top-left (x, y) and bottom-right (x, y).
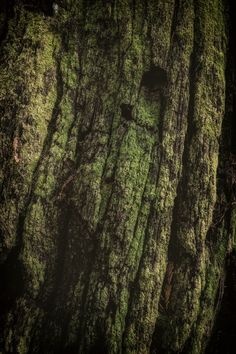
top-left (0, 1), bottom-right (235, 353)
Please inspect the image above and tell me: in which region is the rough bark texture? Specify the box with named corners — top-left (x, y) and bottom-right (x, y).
top-left (0, 1), bottom-right (235, 353)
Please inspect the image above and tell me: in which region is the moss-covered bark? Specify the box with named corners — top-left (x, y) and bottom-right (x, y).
top-left (0, 1), bottom-right (235, 353)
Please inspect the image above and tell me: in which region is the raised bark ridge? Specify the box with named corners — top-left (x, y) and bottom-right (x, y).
top-left (0, 1), bottom-right (235, 354)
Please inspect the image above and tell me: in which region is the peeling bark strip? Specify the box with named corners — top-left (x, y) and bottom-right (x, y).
top-left (0, 1), bottom-right (235, 354)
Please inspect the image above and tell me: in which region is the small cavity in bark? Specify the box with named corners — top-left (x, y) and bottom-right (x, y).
top-left (121, 103), bottom-right (133, 121)
top-left (141, 65), bottom-right (167, 91)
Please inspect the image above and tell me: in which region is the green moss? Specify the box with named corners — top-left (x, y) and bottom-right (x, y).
top-left (0, 0), bottom-right (230, 352)
top-left (0, 8), bottom-right (59, 259)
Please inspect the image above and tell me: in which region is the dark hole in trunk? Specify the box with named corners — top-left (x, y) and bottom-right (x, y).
top-left (121, 103), bottom-right (133, 121)
top-left (141, 65), bottom-right (167, 91)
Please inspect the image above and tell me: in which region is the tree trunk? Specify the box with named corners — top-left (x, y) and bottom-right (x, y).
top-left (0, 1), bottom-right (235, 353)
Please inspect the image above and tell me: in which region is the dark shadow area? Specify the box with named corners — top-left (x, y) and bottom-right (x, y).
top-left (205, 251), bottom-right (236, 354)
top-left (0, 248), bottom-right (25, 307)
top-left (228, 0), bottom-right (236, 155)
top-left (18, 0), bottom-right (54, 16)
top-left (0, 0), bottom-right (15, 45)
